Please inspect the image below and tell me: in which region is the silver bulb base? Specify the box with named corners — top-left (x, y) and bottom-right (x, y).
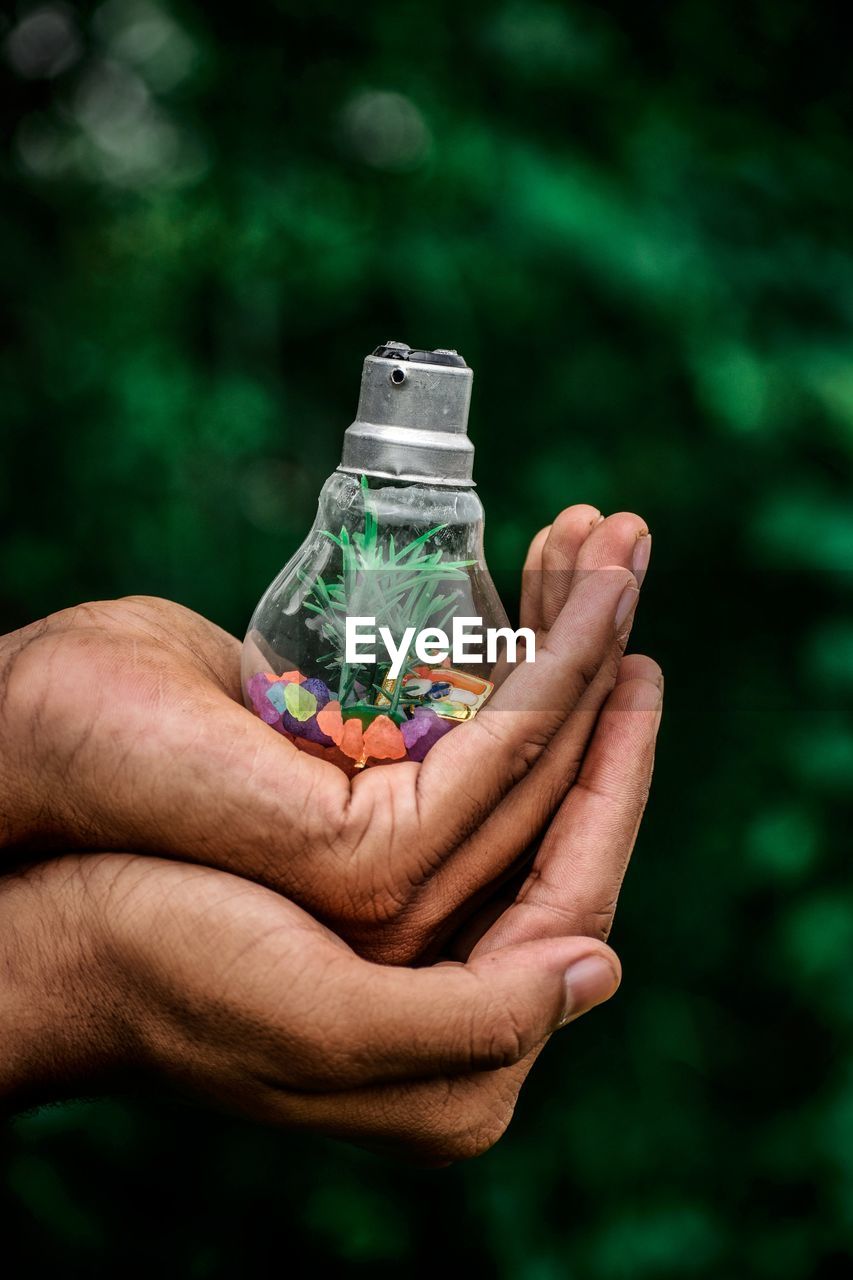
top-left (339, 345), bottom-right (475, 487)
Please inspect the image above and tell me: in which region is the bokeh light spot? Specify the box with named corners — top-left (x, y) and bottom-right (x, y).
top-left (341, 90), bottom-right (431, 172)
top-left (3, 4), bottom-right (82, 80)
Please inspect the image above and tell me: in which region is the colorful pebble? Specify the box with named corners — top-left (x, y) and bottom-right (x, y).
top-left (400, 707), bottom-right (454, 762)
top-left (339, 717), bottom-right (365, 762)
top-left (247, 672), bottom-right (282, 725)
top-left (248, 671), bottom-right (460, 768)
top-left (300, 677), bottom-right (331, 708)
top-left (316, 699), bottom-right (344, 742)
top-left (284, 683), bottom-right (317, 722)
top-left (265, 682), bottom-right (288, 714)
top-left (363, 714), bottom-right (407, 761)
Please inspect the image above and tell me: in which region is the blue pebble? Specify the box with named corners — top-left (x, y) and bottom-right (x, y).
top-left (266, 683), bottom-right (287, 713)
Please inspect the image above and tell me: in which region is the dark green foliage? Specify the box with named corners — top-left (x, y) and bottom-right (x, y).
top-left (2, 0), bottom-right (853, 1274)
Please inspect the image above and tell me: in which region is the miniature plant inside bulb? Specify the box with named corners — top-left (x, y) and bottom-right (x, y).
top-left (242, 341), bottom-right (513, 774)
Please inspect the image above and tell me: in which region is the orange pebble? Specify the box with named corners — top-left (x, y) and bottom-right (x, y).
top-left (363, 714), bottom-right (407, 761)
top-left (294, 736), bottom-right (357, 776)
top-left (316, 699), bottom-right (344, 744)
top-left (339, 717), bottom-right (365, 762)
top-left (265, 669), bottom-right (306, 685)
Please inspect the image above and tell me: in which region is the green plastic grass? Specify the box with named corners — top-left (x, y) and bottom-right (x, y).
top-left (302, 478), bottom-right (474, 709)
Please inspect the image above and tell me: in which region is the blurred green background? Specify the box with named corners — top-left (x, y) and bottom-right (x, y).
top-left (3, 0), bottom-right (853, 1275)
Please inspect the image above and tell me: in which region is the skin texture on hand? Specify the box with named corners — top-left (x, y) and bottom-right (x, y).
top-left (0, 505), bottom-right (662, 1160)
top-left (0, 813), bottom-right (643, 1164)
top-left (0, 509), bottom-right (655, 966)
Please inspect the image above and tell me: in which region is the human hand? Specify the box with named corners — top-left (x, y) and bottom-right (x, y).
top-left (0, 850), bottom-right (621, 1164)
top-left (0, 507), bottom-right (653, 963)
top-left (0, 578), bottom-right (662, 1161)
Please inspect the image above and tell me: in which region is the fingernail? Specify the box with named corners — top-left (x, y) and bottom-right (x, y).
top-left (561, 955), bottom-right (619, 1023)
top-left (632, 533), bottom-right (651, 585)
top-left (614, 582), bottom-right (639, 632)
top-left (634, 677), bottom-right (664, 708)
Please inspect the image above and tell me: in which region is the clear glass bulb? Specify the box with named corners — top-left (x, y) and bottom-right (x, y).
top-left (241, 469), bottom-right (509, 773)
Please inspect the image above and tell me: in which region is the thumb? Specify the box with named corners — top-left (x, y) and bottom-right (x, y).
top-left (301, 935), bottom-right (622, 1089)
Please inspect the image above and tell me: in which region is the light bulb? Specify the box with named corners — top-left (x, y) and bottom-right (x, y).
top-left (241, 341), bottom-right (511, 774)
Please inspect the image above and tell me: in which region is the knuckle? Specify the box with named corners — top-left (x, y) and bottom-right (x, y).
top-left (498, 724), bottom-right (560, 791)
top-left (115, 593), bottom-right (170, 610)
top-left (600, 646), bottom-right (624, 685)
top-left (581, 903), bottom-right (618, 942)
top-left (575, 651), bottom-right (606, 695)
top-left (474, 715), bottom-right (555, 787)
top-left (513, 728), bottom-right (553, 775)
top-left (1, 630), bottom-right (65, 734)
top-left (52, 598), bottom-right (137, 634)
top-left (472, 1003), bottom-right (529, 1069)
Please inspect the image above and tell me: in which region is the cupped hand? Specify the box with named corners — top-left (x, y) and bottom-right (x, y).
top-left (0, 507), bottom-right (654, 963)
top-left (0, 546), bottom-right (662, 1161)
top-left (0, 850), bottom-right (622, 1163)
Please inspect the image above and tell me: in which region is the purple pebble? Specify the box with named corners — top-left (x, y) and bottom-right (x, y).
top-left (281, 709), bottom-right (300, 737)
top-left (247, 674), bottom-right (282, 726)
top-left (291, 713), bottom-right (335, 747)
top-left (401, 708), bottom-right (455, 762)
top-left (401, 710), bottom-right (431, 749)
top-left (300, 677), bottom-right (331, 709)
top-left (297, 723), bottom-right (335, 747)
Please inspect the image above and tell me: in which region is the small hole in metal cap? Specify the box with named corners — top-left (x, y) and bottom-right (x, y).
top-left (390, 367), bottom-right (407, 386)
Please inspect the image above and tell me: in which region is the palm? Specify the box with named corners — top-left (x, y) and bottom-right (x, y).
top-left (3, 507), bottom-right (657, 965)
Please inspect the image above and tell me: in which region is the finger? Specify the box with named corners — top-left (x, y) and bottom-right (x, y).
top-left (480, 510), bottom-right (650, 790)
top-left (249, 930), bottom-right (621, 1092)
top-left (327, 936), bottom-right (619, 1086)
top-left (261, 1051), bottom-right (542, 1165)
top-left (412, 564), bottom-right (638, 863)
top-left (493, 506), bottom-right (601, 694)
top-left (488, 513), bottom-right (652, 815)
top-left (570, 513), bottom-right (651, 584)
top-left (401, 516), bottom-right (651, 931)
top-left (471, 656), bottom-right (663, 956)
top-left (254, 936), bottom-right (619, 1161)
top-left (540, 504), bottom-right (604, 629)
top-left (117, 858), bottom-right (616, 1118)
top-left (519, 526), bottom-right (551, 634)
top-left (445, 655), bottom-right (662, 958)
top-left (519, 505), bottom-right (602, 635)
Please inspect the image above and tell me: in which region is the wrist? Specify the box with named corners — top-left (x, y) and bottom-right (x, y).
top-left (0, 857), bottom-right (126, 1110)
